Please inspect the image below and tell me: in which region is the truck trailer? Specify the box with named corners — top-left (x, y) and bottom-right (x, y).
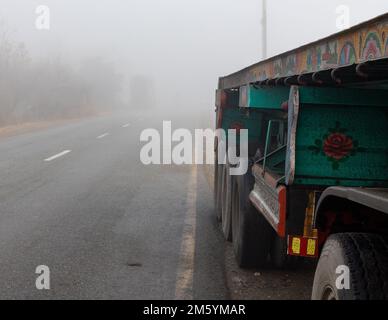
top-left (214, 13), bottom-right (388, 300)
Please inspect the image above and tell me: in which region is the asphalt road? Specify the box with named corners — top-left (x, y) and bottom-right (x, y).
top-left (0, 112), bottom-right (314, 300)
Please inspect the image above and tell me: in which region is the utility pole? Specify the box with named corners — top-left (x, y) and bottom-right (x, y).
top-left (262, 0), bottom-right (268, 60)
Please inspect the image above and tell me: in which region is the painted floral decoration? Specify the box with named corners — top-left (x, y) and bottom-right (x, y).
top-left (323, 133), bottom-right (354, 161)
top-left (309, 122), bottom-right (365, 170)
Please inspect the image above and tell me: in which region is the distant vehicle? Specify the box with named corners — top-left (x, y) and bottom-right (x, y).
top-left (214, 13), bottom-right (388, 300)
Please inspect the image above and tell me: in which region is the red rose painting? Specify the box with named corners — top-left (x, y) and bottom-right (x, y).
top-left (308, 122), bottom-right (364, 170)
top-left (323, 133), bottom-right (354, 161)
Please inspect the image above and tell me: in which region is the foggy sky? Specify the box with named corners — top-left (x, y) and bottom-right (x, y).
top-left (1, 0), bottom-right (388, 115)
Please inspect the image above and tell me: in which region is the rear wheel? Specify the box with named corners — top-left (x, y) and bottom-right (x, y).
top-left (213, 151), bottom-right (218, 207)
top-left (221, 161), bottom-right (233, 241)
top-left (214, 152), bottom-right (223, 222)
top-left (312, 233), bottom-right (388, 300)
top-left (232, 172), bottom-right (273, 268)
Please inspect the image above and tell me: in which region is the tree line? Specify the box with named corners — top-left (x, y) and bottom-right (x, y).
top-left (0, 23), bottom-right (122, 127)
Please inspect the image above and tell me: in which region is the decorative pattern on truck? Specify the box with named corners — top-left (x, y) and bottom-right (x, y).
top-left (308, 122), bottom-right (364, 170)
top-left (294, 104), bottom-right (388, 187)
top-left (362, 32), bottom-right (383, 59)
top-left (385, 37), bottom-right (388, 56)
top-left (339, 42), bottom-right (357, 65)
top-left (220, 15), bottom-right (388, 89)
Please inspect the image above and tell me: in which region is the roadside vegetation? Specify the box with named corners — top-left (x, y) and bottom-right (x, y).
top-left (0, 21), bottom-right (123, 127)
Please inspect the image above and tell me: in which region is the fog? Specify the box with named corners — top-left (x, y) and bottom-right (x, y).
top-left (1, 0), bottom-right (388, 126)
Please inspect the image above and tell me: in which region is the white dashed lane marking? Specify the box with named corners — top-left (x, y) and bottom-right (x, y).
top-left (97, 133), bottom-right (110, 139)
top-left (44, 150), bottom-right (72, 162)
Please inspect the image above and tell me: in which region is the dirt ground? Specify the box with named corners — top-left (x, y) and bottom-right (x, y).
top-left (225, 243), bottom-right (316, 300)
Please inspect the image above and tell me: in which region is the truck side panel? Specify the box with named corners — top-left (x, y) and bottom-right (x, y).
top-left (294, 103), bottom-right (388, 187)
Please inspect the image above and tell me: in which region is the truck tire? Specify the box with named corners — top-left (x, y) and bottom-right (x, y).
top-left (232, 172), bottom-right (273, 268)
top-left (270, 235), bottom-right (299, 269)
top-left (213, 152), bottom-right (218, 207)
top-left (312, 233), bottom-right (388, 300)
top-left (214, 161), bottom-right (224, 222)
top-left (221, 161), bottom-right (233, 241)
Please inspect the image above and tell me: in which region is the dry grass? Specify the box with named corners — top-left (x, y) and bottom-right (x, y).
top-left (0, 120), bottom-right (77, 139)
top-left (0, 113), bottom-right (111, 139)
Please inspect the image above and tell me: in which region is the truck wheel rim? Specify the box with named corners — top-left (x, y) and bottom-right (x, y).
top-left (322, 286), bottom-right (336, 301)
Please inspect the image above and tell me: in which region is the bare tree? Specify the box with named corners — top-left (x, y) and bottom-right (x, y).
top-left (0, 21), bottom-right (123, 127)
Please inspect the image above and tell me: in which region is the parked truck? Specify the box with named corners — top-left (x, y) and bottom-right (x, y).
top-left (214, 13), bottom-right (388, 300)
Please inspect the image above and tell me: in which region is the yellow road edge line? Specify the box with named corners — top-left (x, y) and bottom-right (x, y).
top-left (175, 165), bottom-right (198, 300)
